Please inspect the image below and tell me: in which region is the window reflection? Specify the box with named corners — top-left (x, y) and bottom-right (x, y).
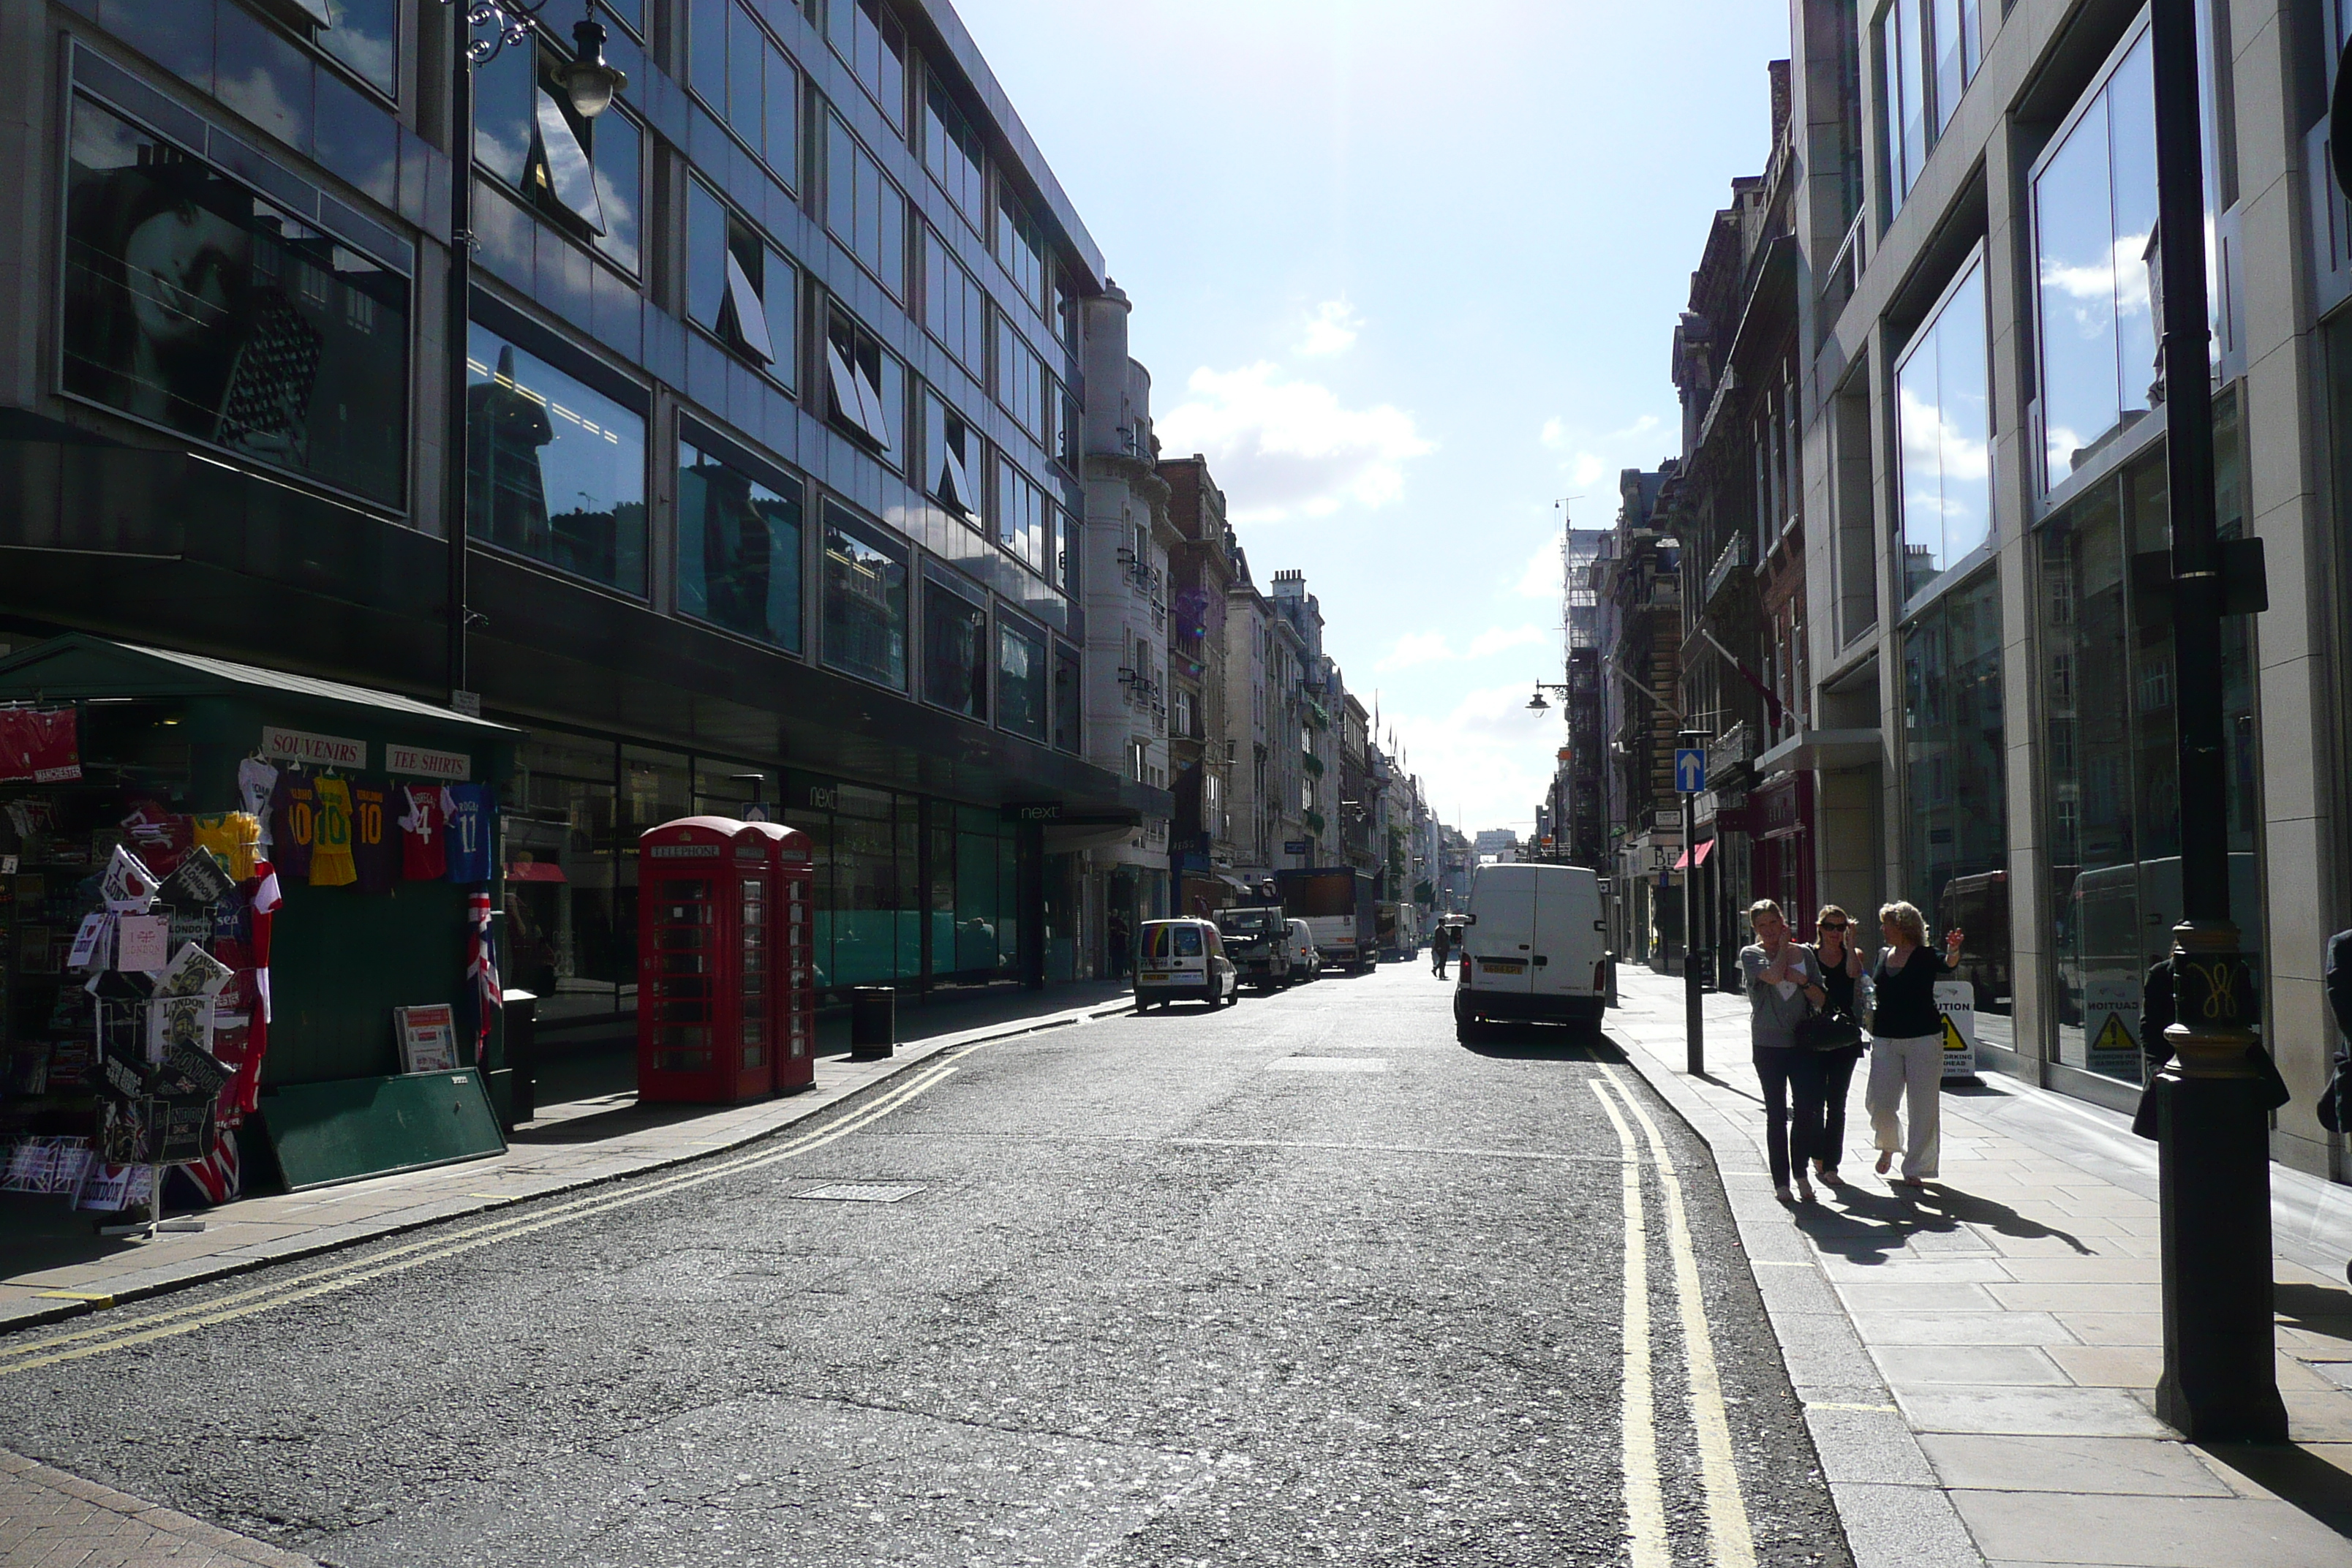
top-left (466, 320), bottom-right (647, 592)
top-left (1902, 568), bottom-right (2008, 1024)
top-left (319, 0), bottom-right (399, 98)
top-left (62, 95), bottom-right (410, 506)
top-left (1896, 259), bottom-right (1989, 602)
top-left (2034, 29), bottom-right (2158, 491)
top-left (821, 504), bottom-right (908, 688)
top-left (998, 620), bottom-right (1046, 740)
top-left (677, 435), bottom-right (802, 651)
top-left (924, 575), bottom-right (988, 717)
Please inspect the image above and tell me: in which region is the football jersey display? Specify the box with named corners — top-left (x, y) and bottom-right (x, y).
top-left (399, 785), bottom-right (447, 881)
top-left (189, 813), bottom-right (260, 881)
top-left (350, 779), bottom-right (397, 894)
top-left (444, 783), bottom-right (494, 884)
top-left (236, 758), bottom-right (279, 850)
top-left (268, 773), bottom-right (316, 880)
top-left (309, 776), bottom-right (357, 887)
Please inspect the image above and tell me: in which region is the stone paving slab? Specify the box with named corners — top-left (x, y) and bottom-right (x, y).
top-left (1607, 968), bottom-right (2352, 1568)
top-left (0, 1447), bottom-right (319, 1568)
top-left (1, 987), bottom-right (1137, 1334)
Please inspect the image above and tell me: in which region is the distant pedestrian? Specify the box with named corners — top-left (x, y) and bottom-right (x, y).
top-left (1431, 921), bottom-right (1453, 978)
top-left (1108, 913), bottom-right (1131, 980)
top-left (1865, 901), bottom-right (1962, 1187)
top-left (1801, 905), bottom-right (1870, 1187)
top-left (1738, 899), bottom-right (1825, 1205)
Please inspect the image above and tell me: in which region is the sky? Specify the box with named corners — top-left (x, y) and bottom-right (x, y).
top-left (952, 0), bottom-right (1792, 841)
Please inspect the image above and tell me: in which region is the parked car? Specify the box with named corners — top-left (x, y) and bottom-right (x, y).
top-left (1281, 918), bottom-right (1321, 984)
top-left (1455, 863), bottom-right (1609, 1040)
top-left (1134, 918), bottom-right (1240, 1010)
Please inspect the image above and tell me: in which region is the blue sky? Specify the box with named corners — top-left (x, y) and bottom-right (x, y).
top-left (954, 0), bottom-right (1792, 840)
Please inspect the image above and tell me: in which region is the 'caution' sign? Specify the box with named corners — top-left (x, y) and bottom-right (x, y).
top-left (1934, 979), bottom-right (1978, 1080)
top-left (2084, 977), bottom-right (2141, 1077)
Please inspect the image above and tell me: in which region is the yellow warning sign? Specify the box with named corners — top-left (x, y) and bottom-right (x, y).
top-left (1942, 1014), bottom-right (1970, 1053)
top-left (2091, 1012), bottom-right (2136, 1055)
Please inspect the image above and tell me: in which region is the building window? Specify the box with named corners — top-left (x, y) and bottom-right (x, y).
top-left (821, 502), bottom-right (907, 689)
top-left (825, 309), bottom-right (900, 455)
top-left (465, 320), bottom-right (647, 592)
top-left (826, 0), bottom-right (907, 132)
top-left (676, 429), bottom-right (802, 652)
top-left (1052, 641), bottom-right (1082, 753)
top-left (826, 113), bottom-right (906, 298)
top-left (921, 571), bottom-right (989, 717)
top-left (922, 227), bottom-right (987, 375)
top-left (997, 314), bottom-right (1044, 440)
top-left (687, 180), bottom-right (792, 376)
top-left (62, 94), bottom-right (411, 507)
top-left (689, 0), bottom-right (799, 188)
top-left (1129, 739), bottom-right (1150, 785)
top-left (309, 0), bottom-right (401, 98)
top-left (998, 619), bottom-right (1047, 740)
top-left (475, 36), bottom-right (645, 272)
top-left (995, 461), bottom-right (1049, 576)
top-left (1895, 257), bottom-right (1990, 604)
top-left (2032, 28), bottom-right (2158, 494)
top-left (924, 393), bottom-right (981, 523)
top-left (923, 81), bottom-right (984, 231)
top-left (1901, 567), bottom-right (2005, 1016)
top-left (995, 190), bottom-right (1046, 310)
top-left (1878, 0), bottom-right (1978, 215)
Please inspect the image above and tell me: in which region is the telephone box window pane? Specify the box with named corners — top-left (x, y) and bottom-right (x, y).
top-left (465, 320), bottom-right (647, 592)
top-left (63, 96), bottom-right (410, 506)
top-left (821, 505), bottom-right (908, 689)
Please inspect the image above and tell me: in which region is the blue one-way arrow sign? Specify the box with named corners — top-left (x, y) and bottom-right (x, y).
top-left (1675, 747), bottom-right (1707, 794)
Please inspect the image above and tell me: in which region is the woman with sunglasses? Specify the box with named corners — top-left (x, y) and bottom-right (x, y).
top-left (1805, 905), bottom-right (1870, 1186)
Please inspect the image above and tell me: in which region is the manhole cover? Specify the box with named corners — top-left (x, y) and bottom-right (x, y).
top-left (795, 1182), bottom-right (927, 1203)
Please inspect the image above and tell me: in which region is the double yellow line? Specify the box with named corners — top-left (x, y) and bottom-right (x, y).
top-left (2, 1050), bottom-right (979, 1379)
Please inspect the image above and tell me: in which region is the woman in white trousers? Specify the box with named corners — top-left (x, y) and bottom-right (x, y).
top-left (1864, 900), bottom-right (1963, 1186)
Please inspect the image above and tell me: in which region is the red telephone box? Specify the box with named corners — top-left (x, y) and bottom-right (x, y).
top-left (636, 816), bottom-right (774, 1103)
top-left (745, 819), bottom-right (817, 1092)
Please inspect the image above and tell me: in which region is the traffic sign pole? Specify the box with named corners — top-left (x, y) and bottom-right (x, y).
top-left (1676, 736), bottom-right (1707, 1077)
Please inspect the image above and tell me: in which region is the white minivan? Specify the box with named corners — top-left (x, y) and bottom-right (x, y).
top-left (1455, 863), bottom-right (1610, 1039)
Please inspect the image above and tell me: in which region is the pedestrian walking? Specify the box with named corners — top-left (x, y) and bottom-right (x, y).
top-left (1431, 921), bottom-right (1453, 979)
top-left (1738, 899), bottom-right (1825, 1205)
top-left (1865, 901), bottom-right (1961, 1187)
top-left (1801, 904), bottom-right (1870, 1186)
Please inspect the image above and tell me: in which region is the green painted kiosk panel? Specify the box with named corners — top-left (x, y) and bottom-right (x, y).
top-left (259, 1069), bottom-right (505, 1191)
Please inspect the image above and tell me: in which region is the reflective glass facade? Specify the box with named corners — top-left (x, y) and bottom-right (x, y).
top-left (465, 320), bottom-right (648, 594)
top-left (1902, 568), bottom-right (2007, 1019)
top-left (1895, 260), bottom-right (1991, 603)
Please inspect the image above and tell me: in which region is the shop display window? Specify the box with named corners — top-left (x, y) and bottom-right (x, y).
top-left (465, 320), bottom-right (648, 595)
top-left (676, 433), bottom-right (804, 652)
top-left (1895, 258), bottom-right (1990, 604)
top-left (61, 94), bottom-right (411, 508)
top-left (1901, 568), bottom-right (2009, 1033)
top-left (2034, 409), bottom-right (2260, 1082)
top-left (506, 734), bottom-right (622, 1024)
top-left (821, 505), bottom-right (908, 690)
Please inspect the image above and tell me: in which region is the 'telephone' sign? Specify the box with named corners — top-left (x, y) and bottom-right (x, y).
top-left (262, 725), bottom-right (366, 769)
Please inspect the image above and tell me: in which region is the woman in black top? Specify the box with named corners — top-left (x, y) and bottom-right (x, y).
top-left (1863, 900), bottom-right (1963, 1186)
top-left (1802, 905), bottom-right (1869, 1186)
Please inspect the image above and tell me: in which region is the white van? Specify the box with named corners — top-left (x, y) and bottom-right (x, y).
top-left (1455, 863), bottom-right (1610, 1039)
top-left (1134, 918), bottom-right (1240, 1010)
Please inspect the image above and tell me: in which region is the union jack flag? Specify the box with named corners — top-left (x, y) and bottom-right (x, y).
top-left (176, 1117), bottom-right (241, 1206)
top-left (466, 889), bottom-right (500, 1054)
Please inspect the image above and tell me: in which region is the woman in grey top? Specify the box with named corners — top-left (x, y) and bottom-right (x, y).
top-left (1740, 899), bottom-right (1825, 1204)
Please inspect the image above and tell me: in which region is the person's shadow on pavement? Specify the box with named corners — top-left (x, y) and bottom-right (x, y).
top-left (1790, 1179), bottom-right (2095, 1264)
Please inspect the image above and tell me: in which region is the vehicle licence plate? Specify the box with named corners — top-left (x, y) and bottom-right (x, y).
top-left (1480, 960), bottom-right (1525, 974)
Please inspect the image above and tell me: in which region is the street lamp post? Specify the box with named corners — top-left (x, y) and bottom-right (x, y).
top-left (2146, 0), bottom-right (2284, 1444)
top-left (441, 1), bottom-right (625, 711)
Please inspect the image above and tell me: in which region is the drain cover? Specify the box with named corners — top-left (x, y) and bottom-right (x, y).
top-left (796, 1182), bottom-right (926, 1203)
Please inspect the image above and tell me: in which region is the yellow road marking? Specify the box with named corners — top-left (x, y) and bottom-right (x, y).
top-left (1599, 1068), bottom-right (1757, 1568)
top-left (1, 1054), bottom-right (976, 1376)
top-left (1590, 1079), bottom-right (1670, 1568)
top-left (31, 1292), bottom-right (113, 1306)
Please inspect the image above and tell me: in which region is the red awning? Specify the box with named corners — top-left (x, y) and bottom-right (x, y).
top-left (1670, 840), bottom-right (1716, 872)
top-left (505, 860), bottom-right (568, 883)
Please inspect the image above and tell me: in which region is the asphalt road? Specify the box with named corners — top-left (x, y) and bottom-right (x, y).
top-left (0, 962), bottom-right (1850, 1567)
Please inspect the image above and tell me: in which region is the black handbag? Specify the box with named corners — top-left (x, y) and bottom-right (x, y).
top-left (1793, 947), bottom-right (1864, 1051)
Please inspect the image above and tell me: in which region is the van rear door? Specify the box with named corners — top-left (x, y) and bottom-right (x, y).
top-left (1468, 865), bottom-right (1536, 995)
top-left (1531, 868), bottom-right (1601, 1000)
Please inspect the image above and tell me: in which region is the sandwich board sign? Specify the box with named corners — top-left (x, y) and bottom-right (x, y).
top-left (1934, 980), bottom-right (1978, 1079)
top-left (2084, 977), bottom-right (2141, 1078)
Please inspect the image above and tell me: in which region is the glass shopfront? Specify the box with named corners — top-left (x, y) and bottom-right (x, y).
top-left (1903, 568), bottom-right (2010, 1029)
top-left (2034, 411), bottom-right (2260, 1083)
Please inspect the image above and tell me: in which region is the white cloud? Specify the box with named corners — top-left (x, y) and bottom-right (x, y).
top-left (1513, 532), bottom-right (1563, 600)
top-left (1297, 298), bottom-right (1362, 356)
top-left (1157, 363), bottom-right (1435, 523)
top-left (1386, 682), bottom-right (1567, 836)
top-left (1467, 624), bottom-right (1548, 658)
top-left (1374, 623), bottom-right (1550, 673)
top-left (1539, 412), bottom-right (1665, 494)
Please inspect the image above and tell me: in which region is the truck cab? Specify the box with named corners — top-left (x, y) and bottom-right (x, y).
top-left (1215, 904), bottom-right (1294, 990)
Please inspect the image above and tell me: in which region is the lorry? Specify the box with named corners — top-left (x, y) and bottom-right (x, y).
top-left (1278, 867), bottom-right (1378, 973)
top-left (1374, 900), bottom-right (1422, 962)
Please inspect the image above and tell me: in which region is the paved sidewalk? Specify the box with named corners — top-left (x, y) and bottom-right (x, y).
top-left (0, 981), bottom-right (1136, 1334)
top-left (1608, 967), bottom-right (2352, 1568)
top-left (1, 1447), bottom-right (320, 1568)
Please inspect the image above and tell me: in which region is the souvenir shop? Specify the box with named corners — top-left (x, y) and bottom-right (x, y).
top-left (0, 636), bottom-right (517, 1218)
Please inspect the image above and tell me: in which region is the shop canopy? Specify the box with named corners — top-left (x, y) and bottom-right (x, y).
top-left (1671, 840), bottom-right (1716, 872)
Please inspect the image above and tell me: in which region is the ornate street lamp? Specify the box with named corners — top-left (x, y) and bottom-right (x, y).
top-left (440, 1), bottom-right (626, 710)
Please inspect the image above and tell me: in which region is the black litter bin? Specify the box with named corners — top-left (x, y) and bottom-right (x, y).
top-left (501, 988), bottom-right (539, 1126)
top-left (849, 986), bottom-right (896, 1060)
